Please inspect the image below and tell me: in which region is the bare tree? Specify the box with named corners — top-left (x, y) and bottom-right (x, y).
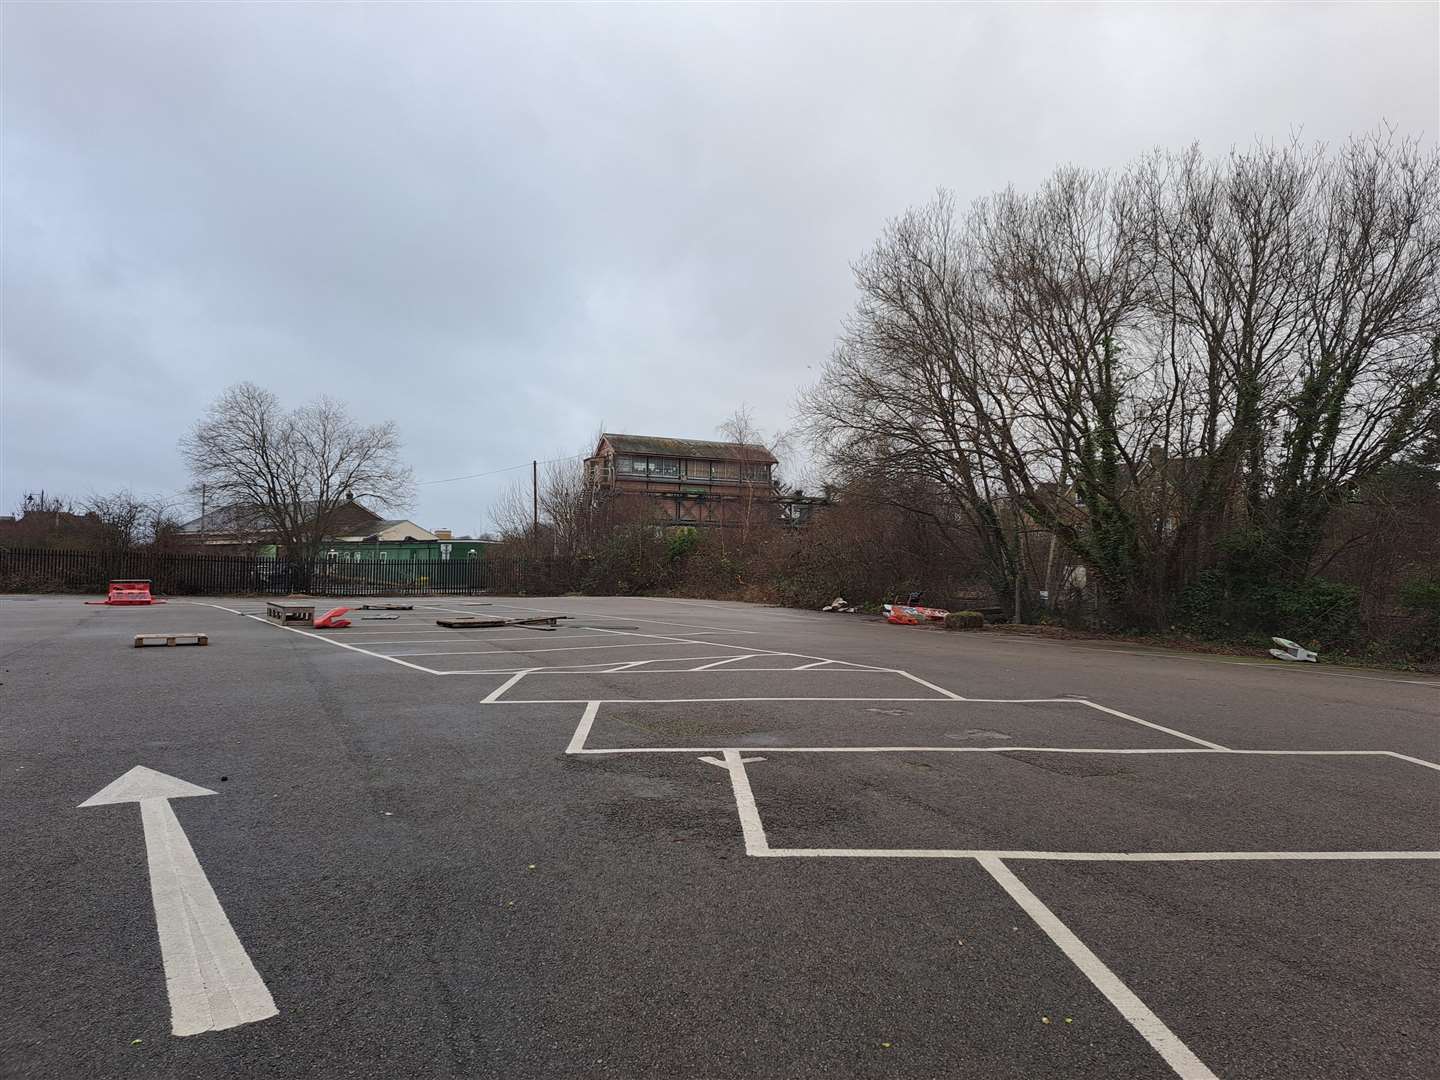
top-left (489, 477), bottom-right (535, 542)
top-left (717, 404), bottom-right (789, 545)
top-left (16, 491), bottom-right (74, 516)
top-left (82, 490), bottom-right (181, 552)
top-left (180, 383), bottom-right (414, 564)
top-left (802, 130), bottom-right (1440, 626)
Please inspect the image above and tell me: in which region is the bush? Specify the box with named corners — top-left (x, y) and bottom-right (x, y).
top-left (1398, 572), bottom-right (1440, 619)
top-left (944, 610), bottom-right (985, 630)
top-left (1176, 568), bottom-right (1360, 649)
top-left (1270, 579), bottom-right (1360, 646)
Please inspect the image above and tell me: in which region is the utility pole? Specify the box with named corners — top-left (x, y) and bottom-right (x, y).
top-left (199, 483), bottom-right (206, 548)
top-left (532, 460), bottom-right (539, 536)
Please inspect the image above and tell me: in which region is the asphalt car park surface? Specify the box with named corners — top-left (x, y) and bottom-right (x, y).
top-left (1, 593), bottom-right (1436, 1079)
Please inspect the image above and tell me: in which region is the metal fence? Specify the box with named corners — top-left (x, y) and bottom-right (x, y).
top-left (0, 547), bottom-right (583, 597)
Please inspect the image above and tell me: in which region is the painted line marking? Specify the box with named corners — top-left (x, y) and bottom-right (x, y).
top-left (483, 670), bottom-right (533, 703)
top-left (699, 750), bottom-right (770, 855)
top-left (80, 766), bottom-right (278, 1036)
top-left (896, 670), bottom-right (965, 700)
top-left (766, 848), bottom-right (1440, 861)
top-left (566, 701), bottom-right (600, 754)
top-left (564, 745), bottom-right (1437, 759)
top-left (979, 856), bottom-right (1219, 1080)
top-left (1078, 700), bottom-right (1227, 750)
top-left (179, 602), bottom-right (445, 674)
top-left (693, 655), bottom-right (758, 670)
top-left (1384, 751), bottom-right (1440, 772)
top-left (496, 696), bottom-right (1095, 706)
top-left (382, 641), bottom-right (746, 658)
top-left (525, 667), bottom-right (892, 676)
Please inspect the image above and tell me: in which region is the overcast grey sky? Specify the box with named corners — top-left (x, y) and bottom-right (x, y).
top-left (3, 2), bottom-right (1436, 533)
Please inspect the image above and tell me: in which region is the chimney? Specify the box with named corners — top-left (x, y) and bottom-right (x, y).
top-left (434, 528), bottom-right (452, 540)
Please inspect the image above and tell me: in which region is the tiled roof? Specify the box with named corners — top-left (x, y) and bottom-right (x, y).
top-left (600, 433), bottom-right (777, 464)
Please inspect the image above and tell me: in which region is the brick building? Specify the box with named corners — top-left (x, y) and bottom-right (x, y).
top-left (584, 433), bottom-right (779, 527)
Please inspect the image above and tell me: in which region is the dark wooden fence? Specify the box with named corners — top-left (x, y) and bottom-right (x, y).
top-left (0, 547), bottom-right (584, 597)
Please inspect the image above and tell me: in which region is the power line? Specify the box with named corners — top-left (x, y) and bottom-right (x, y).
top-left (418, 453), bottom-right (585, 487)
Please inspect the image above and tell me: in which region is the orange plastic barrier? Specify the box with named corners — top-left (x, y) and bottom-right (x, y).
top-left (85, 580), bottom-right (165, 606)
top-left (313, 606), bottom-right (351, 628)
top-left (883, 603), bottom-right (948, 625)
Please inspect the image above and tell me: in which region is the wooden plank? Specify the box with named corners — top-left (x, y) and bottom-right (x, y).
top-left (434, 615), bottom-right (571, 630)
top-left (134, 633), bottom-right (209, 648)
top-left (360, 604), bottom-right (414, 610)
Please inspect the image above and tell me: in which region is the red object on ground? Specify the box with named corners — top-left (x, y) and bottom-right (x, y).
top-left (84, 580), bottom-right (166, 606)
top-left (883, 603), bottom-right (948, 626)
top-left (313, 606), bottom-right (351, 628)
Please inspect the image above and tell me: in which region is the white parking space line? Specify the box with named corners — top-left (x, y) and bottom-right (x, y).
top-left (764, 848), bottom-right (1440, 861)
top-left (978, 856), bottom-right (1221, 1080)
top-left (500, 696), bottom-right (970, 704)
top-left (1078, 701), bottom-right (1229, 750)
top-left (383, 641), bottom-right (752, 658)
top-left (530, 668), bottom-right (891, 675)
top-left (698, 750), bottom-right (770, 855)
top-left (483, 670), bottom-right (533, 703)
top-left (566, 701), bottom-right (601, 754)
top-left (693, 655), bottom-right (758, 670)
top-left (896, 670), bottom-right (965, 700)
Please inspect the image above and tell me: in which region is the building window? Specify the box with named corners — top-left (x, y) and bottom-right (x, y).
top-left (711, 461), bottom-right (740, 480)
top-left (617, 455), bottom-right (645, 475)
top-left (651, 458), bottom-right (679, 478)
top-left (683, 459), bottom-right (712, 480)
top-left (743, 463), bottom-right (771, 482)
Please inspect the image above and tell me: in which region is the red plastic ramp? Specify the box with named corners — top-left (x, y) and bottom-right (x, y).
top-left (313, 607), bottom-right (351, 628)
top-left (85, 580), bottom-right (165, 606)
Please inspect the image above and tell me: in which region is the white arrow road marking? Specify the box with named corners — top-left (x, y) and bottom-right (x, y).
top-left (80, 766), bottom-right (278, 1036)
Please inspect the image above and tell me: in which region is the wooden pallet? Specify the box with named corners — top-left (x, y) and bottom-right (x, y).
top-left (266, 602), bottom-right (314, 623)
top-left (134, 632), bottom-right (209, 648)
top-left (434, 615), bottom-right (571, 630)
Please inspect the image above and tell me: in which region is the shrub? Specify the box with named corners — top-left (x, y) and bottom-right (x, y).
top-left (1176, 569), bottom-right (1360, 649)
top-left (944, 610), bottom-right (985, 630)
top-left (1398, 572), bottom-right (1440, 619)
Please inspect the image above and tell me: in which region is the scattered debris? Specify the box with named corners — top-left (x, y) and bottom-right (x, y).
top-left (86, 580), bottom-right (165, 606)
top-left (360, 615), bottom-right (400, 621)
top-left (360, 603), bottom-right (414, 610)
top-left (1268, 636), bottom-right (1318, 663)
top-left (883, 603), bottom-right (949, 626)
top-left (313, 607), bottom-right (352, 629)
top-left (133, 632), bottom-right (208, 648)
top-left (821, 596), bottom-right (857, 613)
top-left (436, 615), bottom-right (572, 630)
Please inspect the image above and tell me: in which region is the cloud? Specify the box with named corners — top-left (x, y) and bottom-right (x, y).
top-left (3, 2), bottom-right (1435, 530)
